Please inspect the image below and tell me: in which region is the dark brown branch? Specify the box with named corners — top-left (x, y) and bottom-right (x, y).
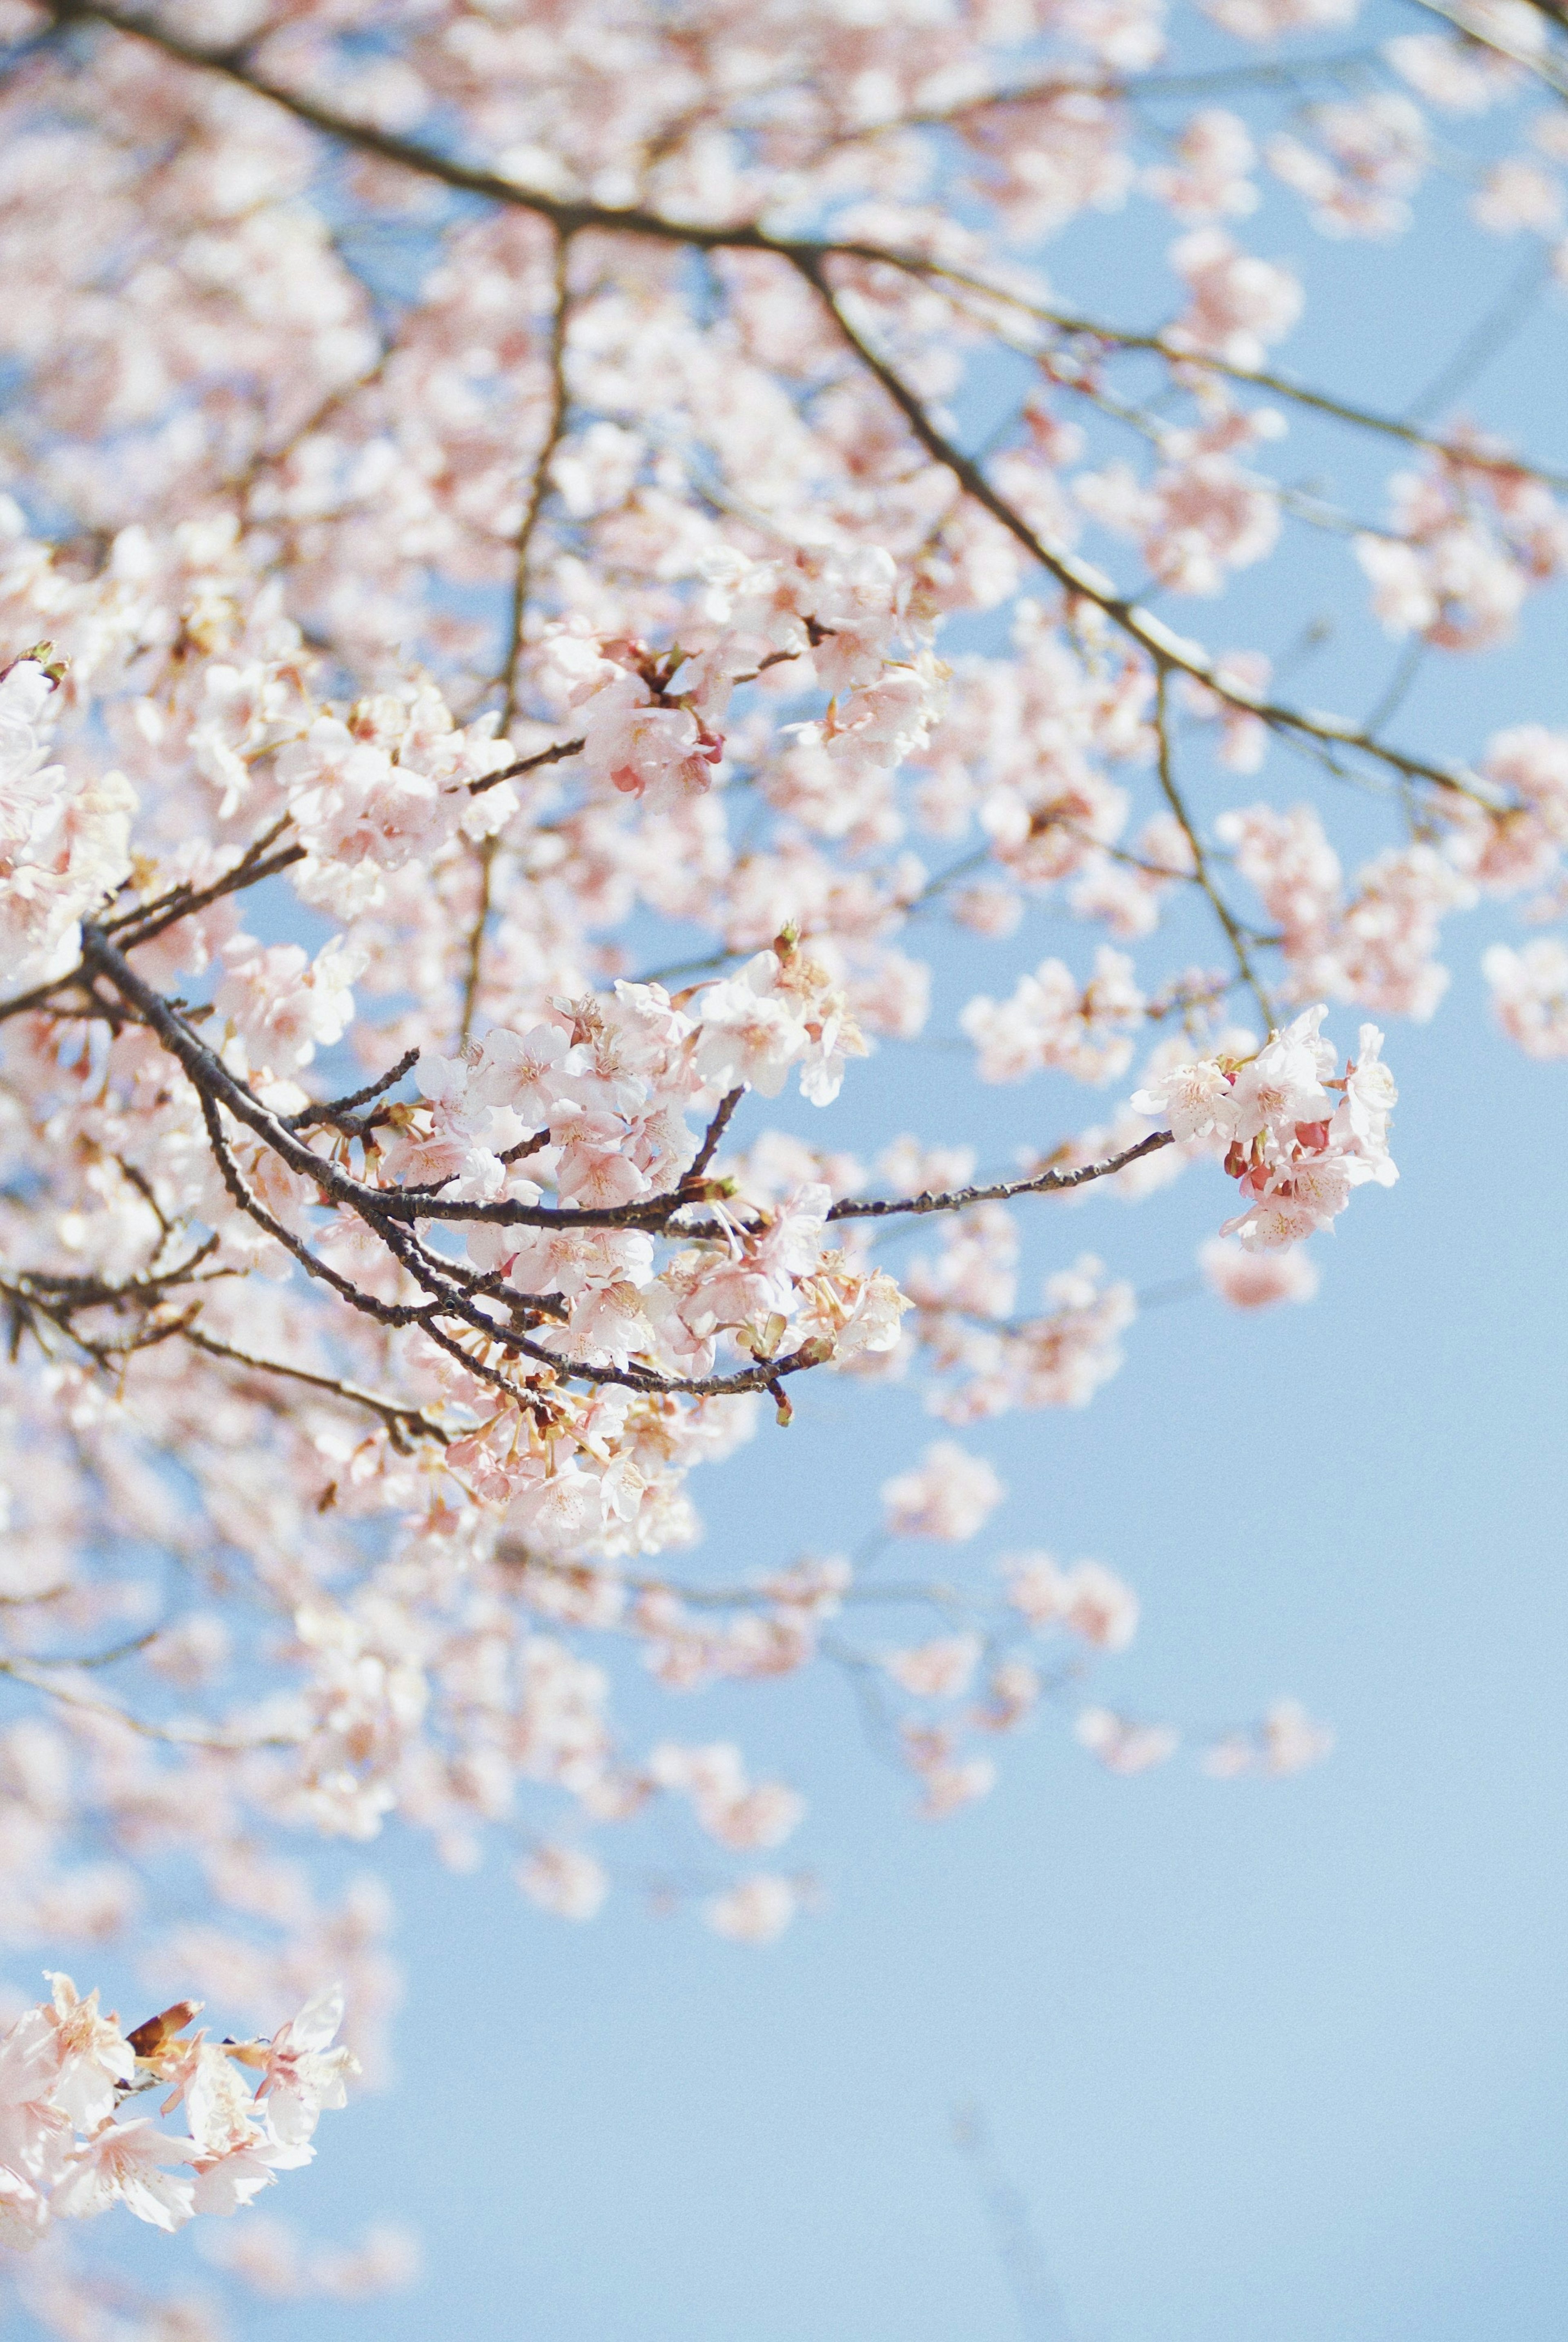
top-left (61, 928), bottom-right (1198, 1408)
top-left (790, 252), bottom-right (1496, 807)
top-left (686, 1087), bottom-right (744, 1182)
top-left (0, 822), bottom-right (306, 1026)
top-left (284, 1047), bottom-right (421, 1133)
top-left (873, 267), bottom-right (1568, 496)
top-left (823, 1127), bottom-right (1174, 1223)
top-left (458, 236), bottom-right (578, 1047)
top-left (80, 928), bottom-right (1182, 1252)
top-left (500, 232), bottom-right (574, 739)
top-left (467, 737), bottom-right (586, 797)
top-left (1151, 666), bottom-right (1276, 1032)
top-left (192, 1085), bottom-right (429, 1326)
top-left (180, 1325), bottom-right (450, 1448)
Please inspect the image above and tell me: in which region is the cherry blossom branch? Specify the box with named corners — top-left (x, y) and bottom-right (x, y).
top-left (822, 1128), bottom-right (1174, 1223)
top-left (40, 0), bottom-right (1568, 531)
top-left (106, 826), bottom-right (308, 953)
top-left (227, 345), bottom-right (395, 514)
top-left (178, 1326), bottom-right (452, 1451)
top-left (878, 269), bottom-right (1568, 495)
top-left (795, 46), bottom-right (1389, 158)
top-left (459, 233), bottom-right (576, 1045)
top-left (499, 233), bottom-right (574, 738)
top-left (2, 1243), bottom-right (229, 1367)
top-left (77, 925), bottom-right (1180, 1263)
top-left (328, 1207), bottom-right (824, 1413)
top-left (0, 818), bottom-right (305, 1025)
top-left (687, 1086), bottom-right (745, 1181)
top-left (283, 1048), bottom-right (421, 1134)
top-left (53, 924), bottom-right (1198, 1420)
top-left (1151, 666), bottom-right (1276, 1031)
top-left (38, 1002), bottom-right (815, 1414)
top-left (36, 0), bottom-right (1532, 815)
top-left (0, 1654), bottom-right (302, 1750)
top-left (792, 252), bottom-right (1499, 807)
top-left (466, 736), bottom-right (586, 796)
top-left (189, 1084), bottom-right (431, 1325)
top-left (45, 0), bottom-right (843, 244)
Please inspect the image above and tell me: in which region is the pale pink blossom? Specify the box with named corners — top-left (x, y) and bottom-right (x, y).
top-left (51, 2120), bottom-right (196, 2233)
top-left (693, 948), bottom-right (864, 1106)
top-left (581, 672), bottom-right (723, 802)
top-left (962, 948), bottom-right (1145, 1085)
top-left (1210, 1015), bottom-right (1397, 1250)
top-left (1483, 937), bottom-right (1568, 1056)
top-left (518, 1845), bottom-right (610, 1921)
top-left (913, 1752), bottom-right (997, 1819)
top-left (704, 1876), bottom-right (798, 1945)
top-left (1356, 452), bottom-right (1562, 652)
top-left (884, 1633), bottom-right (983, 1699)
top-left (146, 1614), bottom-right (233, 1688)
top-left (1075, 1708), bottom-right (1180, 1774)
top-left (38, 1976), bottom-right (134, 2131)
top-left (1473, 158), bottom-right (1563, 235)
top-left (1131, 1053), bottom-right (1234, 1143)
top-left (216, 935), bottom-right (364, 1072)
top-left (208, 2212), bottom-right (423, 2300)
top-left (1205, 1699), bottom-right (1335, 1776)
top-left (1385, 29), bottom-right (1521, 111)
top-left (1200, 1236), bottom-right (1321, 1307)
top-left (881, 1443), bottom-right (1005, 1542)
top-left (1269, 97), bottom-right (1430, 238)
top-left (254, 1988), bottom-right (358, 2147)
top-left (966, 91), bottom-right (1136, 238)
top-left (1006, 1555), bottom-right (1139, 1650)
top-left (1145, 111), bottom-right (1258, 222)
top-left (1168, 230), bottom-right (1303, 367)
top-left (974, 1659), bottom-right (1042, 1735)
top-left (1077, 415), bottom-right (1282, 597)
top-left (1202, 0), bottom-right (1355, 38)
top-left (189, 2126), bottom-right (314, 2218)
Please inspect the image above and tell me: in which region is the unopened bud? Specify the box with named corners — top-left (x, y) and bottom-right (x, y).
top-left (127, 1999), bottom-right (203, 2060)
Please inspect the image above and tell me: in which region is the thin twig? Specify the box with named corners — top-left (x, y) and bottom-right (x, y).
top-left (180, 1325), bottom-right (452, 1447)
top-left (823, 1128), bottom-right (1174, 1224)
top-left (687, 1088), bottom-right (744, 1182)
top-left (0, 1654), bottom-right (301, 1750)
top-left (459, 235), bottom-right (575, 1047)
top-left (1150, 666), bottom-right (1275, 1033)
top-left (791, 253), bottom-right (1497, 808)
top-left (284, 1047), bottom-right (421, 1133)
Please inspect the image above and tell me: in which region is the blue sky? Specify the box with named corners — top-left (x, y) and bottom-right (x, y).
top-left (256, 950), bottom-right (1568, 2342)
top-left (61, 40), bottom-right (1568, 2340)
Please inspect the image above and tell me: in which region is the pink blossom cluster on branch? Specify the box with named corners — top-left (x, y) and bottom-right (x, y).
top-left (0, 1976), bottom-right (354, 2247)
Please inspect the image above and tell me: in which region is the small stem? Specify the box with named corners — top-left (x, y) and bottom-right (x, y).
top-left (1151, 666), bottom-right (1276, 1035)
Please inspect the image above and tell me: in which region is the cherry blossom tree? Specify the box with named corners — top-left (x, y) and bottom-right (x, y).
top-left (0, 0), bottom-right (1566, 2321)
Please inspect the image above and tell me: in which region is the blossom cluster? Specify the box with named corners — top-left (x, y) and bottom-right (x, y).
top-left (0, 1976), bottom-right (354, 2249)
top-left (1134, 1008), bottom-right (1397, 1249)
top-left (0, 655), bottom-right (135, 994)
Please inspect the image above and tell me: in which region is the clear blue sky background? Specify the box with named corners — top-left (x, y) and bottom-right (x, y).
top-left (80, 42), bottom-right (1568, 2340)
